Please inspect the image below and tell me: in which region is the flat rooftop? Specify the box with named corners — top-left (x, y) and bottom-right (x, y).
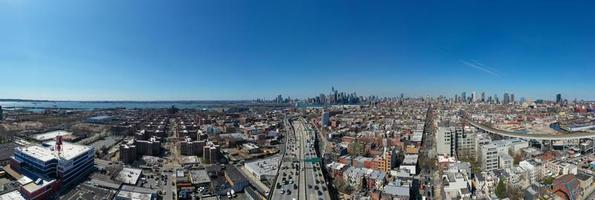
top-left (62, 183), bottom-right (117, 200)
top-left (411, 131), bottom-right (423, 142)
top-left (46, 141), bottom-right (93, 160)
top-left (190, 170), bottom-right (211, 185)
top-left (116, 190), bottom-right (152, 200)
top-left (31, 130), bottom-right (72, 141)
top-left (17, 145), bottom-right (56, 162)
top-left (116, 168), bottom-right (142, 185)
top-left (17, 141), bottom-right (92, 162)
top-left (0, 190), bottom-right (25, 200)
top-left (22, 179), bottom-right (55, 194)
top-left (403, 154), bottom-right (419, 165)
top-left (244, 156), bottom-right (281, 177)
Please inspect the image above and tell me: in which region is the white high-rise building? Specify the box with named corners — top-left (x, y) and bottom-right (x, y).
top-left (474, 133), bottom-right (492, 161)
top-left (480, 143), bottom-right (499, 171)
top-left (471, 92), bottom-right (476, 102)
top-left (480, 139), bottom-right (529, 171)
top-left (436, 127), bottom-right (454, 156)
top-left (436, 126), bottom-right (476, 160)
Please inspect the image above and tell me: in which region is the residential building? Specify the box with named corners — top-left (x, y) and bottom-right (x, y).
top-left (119, 142), bottom-right (137, 164)
top-left (480, 143), bottom-right (499, 171)
top-left (135, 136), bottom-right (161, 156)
top-left (375, 148), bottom-right (398, 172)
top-left (442, 171), bottom-right (471, 199)
top-left (399, 154), bottom-right (418, 175)
top-left (179, 137), bottom-right (206, 156)
top-left (436, 126), bottom-right (475, 160)
top-left (203, 142), bottom-right (221, 164)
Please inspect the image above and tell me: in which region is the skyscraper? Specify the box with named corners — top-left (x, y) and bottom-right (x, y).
top-left (481, 92), bottom-right (485, 102)
top-left (471, 92), bottom-right (476, 102)
top-left (510, 93), bottom-right (515, 104)
top-left (556, 94), bottom-right (562, 104)
top-left (503, 93), bottom-right (510, 105)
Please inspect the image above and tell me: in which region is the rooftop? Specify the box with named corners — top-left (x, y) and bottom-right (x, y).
top-left (0, 190), bottom-right (25, 200)
top-left (21, 179), bottom-right (55, 194)
top-left (410, 131), bottom-right (423, 142)
top-left (62, 183), bottom-right (117, 200)
top-left (190, 170), bottom-right (211, 185)
top-left (116, 190), bottom-right (153, 200)
top-left (17, 145), bottom-right (56, 162)
top-left (402, 154), bottom-right (419, 165)
top-left (120, 185), bottom-right (156, 195)
top-left (31, 130), bottom-right (72, 141)
top-left (383, 185), bottom-right (410, 196)
top-left (116, 168), bottom-right (142, 185)
top-left (47, 141), bottom-right (93, 161)
top-left (244, 156), bottom-right (280, 177)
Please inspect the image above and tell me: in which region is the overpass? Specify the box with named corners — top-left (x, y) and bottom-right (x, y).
top-left (464, 118), bottom-right (595, 140)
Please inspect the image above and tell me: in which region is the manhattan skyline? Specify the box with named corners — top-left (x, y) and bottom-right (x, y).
top-left (1, 0), bottom-right (594, 101)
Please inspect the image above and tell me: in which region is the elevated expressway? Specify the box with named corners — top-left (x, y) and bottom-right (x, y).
top-left (464, 118), bottom-right (595, 140)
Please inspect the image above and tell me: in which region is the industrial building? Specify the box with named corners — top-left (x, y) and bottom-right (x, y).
top-left (244, 156), bottom-right (281, 180)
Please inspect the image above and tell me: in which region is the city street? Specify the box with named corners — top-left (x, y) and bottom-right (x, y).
top-left (164, 118), bottom-right (179, 200)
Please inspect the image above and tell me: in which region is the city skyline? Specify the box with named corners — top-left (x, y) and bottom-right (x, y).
top-left (0, 88), bottom-right (582, 103)
top-left (2, 1), bottom-right (595, 101)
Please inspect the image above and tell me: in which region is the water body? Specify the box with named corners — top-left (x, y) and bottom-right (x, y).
top-left (0, 100), bottom-right (248, 110)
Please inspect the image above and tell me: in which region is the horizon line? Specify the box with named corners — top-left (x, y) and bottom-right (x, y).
top-left (0, 96), bottom-right (591, 103)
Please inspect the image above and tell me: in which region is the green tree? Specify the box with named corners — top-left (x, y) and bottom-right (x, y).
top-left (348, 141), bottom-right (365, 157)
top-left (542, 176), bottom-right (555, 185)
top-left (496, 177), bottom-right (507, 199)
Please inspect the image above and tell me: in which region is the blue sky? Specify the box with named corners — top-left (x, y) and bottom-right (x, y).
top-left (1, 0), bottom-right (594, 101)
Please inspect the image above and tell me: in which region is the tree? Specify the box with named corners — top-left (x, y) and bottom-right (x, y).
top-left (496, 177), bottom-right (507, 199)
top-left (542, 176), bottom-right (555, 185)
top-left (348, 141), bottom-right (365, 157)
top-left (507, 183), bottom-right (523, 200)
top-left (334, 178), bottom-right (352, 194)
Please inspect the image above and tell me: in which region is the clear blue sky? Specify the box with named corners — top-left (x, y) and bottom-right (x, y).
top-left (1, 0), bottom-right (594, 101)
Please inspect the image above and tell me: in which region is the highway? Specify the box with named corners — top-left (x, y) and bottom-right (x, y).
top-left (295, 118), bottom-right (331, 200)
top-left (271, 118), bottom-right (299, 200)
top-left (465, 118), bottom-right (595, 140)
top-left (270, 118), bottom-right (331, 200)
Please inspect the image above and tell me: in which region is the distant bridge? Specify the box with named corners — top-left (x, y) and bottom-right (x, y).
top-left (464, 118), bottom-right (595, 140)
